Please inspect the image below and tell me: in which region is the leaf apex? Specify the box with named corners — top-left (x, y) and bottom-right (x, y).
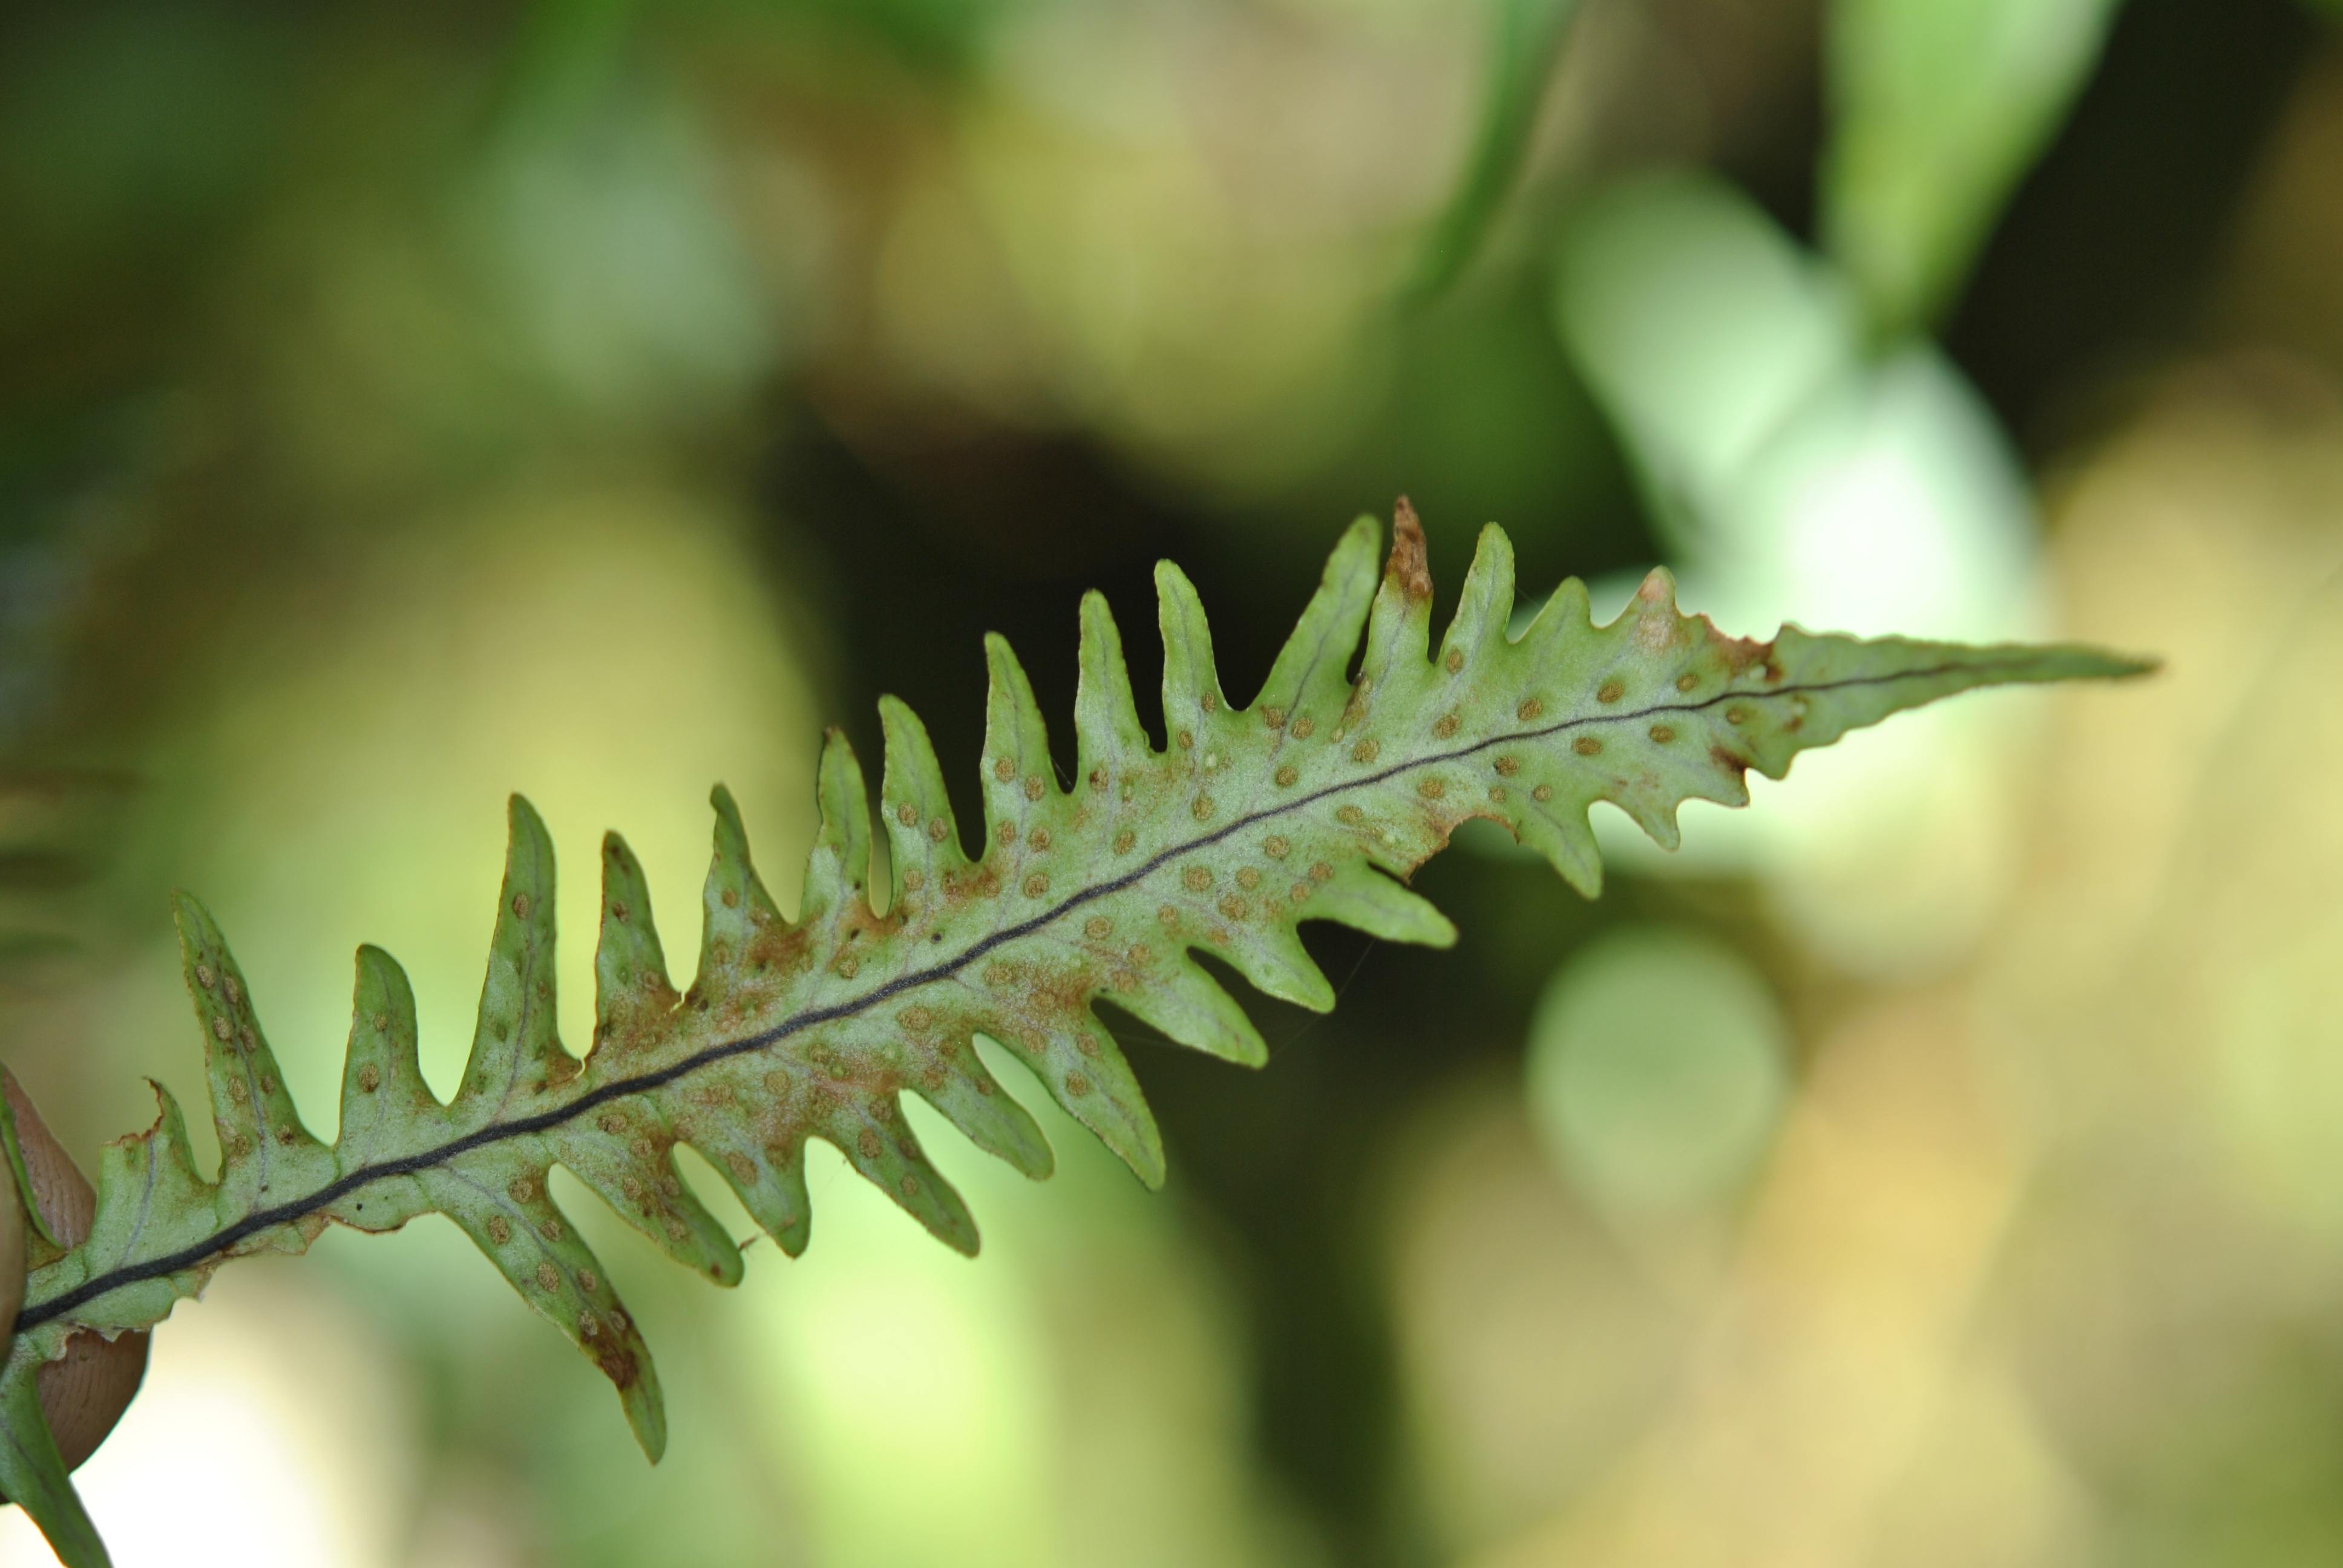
top-left (506, 792), bottom-right (552, 843)
top-left (168, 889), bottom-right (218, 939)
top-left (1386, 495), bottom-right (1432, 601)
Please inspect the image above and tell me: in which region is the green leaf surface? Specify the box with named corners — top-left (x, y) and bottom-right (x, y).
top-left (0, 1093), bottom-right (61, 1253)
top-left (0, 508), bottom-right (2148, 1561)
top-left (0, 1354), bottom-right (109, 1568)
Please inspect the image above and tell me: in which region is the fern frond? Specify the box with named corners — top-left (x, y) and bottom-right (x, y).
top-left (0, 505), bottom-right (2149, 1564)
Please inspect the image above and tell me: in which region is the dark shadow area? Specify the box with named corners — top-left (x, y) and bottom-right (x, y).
top-left (1944, 0), bottom-right (2317, 454)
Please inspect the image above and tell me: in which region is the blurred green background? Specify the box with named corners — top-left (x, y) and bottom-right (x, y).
top-left (4, 0), bottom-right (2343, 1564)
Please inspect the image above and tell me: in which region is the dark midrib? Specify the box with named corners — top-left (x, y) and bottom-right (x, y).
top-left (18, 662), bottom-right (1998, 1330)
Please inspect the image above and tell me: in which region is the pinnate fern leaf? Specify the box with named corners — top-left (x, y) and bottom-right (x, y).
top-left (0, 505), bottom-right (2148, 1564)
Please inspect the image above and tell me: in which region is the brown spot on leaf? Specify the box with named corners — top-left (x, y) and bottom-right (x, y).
top-left (928, 818), bottom-right (950, 844)
top-left (1085, 916), bottom-right (1113, 939)
top-left (1309, 862), bottom-right (1334, 883)
top-left (357, 1065), bottom-right (381, 1093)
top-left (512, 894), bottom-right (531, 921)
top-left (1262, 706), bottom-right (1286, 730)
top-left (1183, 866), bottom-right (1212, 892)
top-left (1264, 835), bottom-right (1290, 859)
top-left (536, 1263), bottom-right (560, 1292)
top-left (1193, 794), bottom-right (1216, 820)
top-left (1710, 745), bottom-right (1749, 780)
top-left (1275, 765), bottom-right (1299, 787)
top-left (1573, 736), bottom-right (1603, 756)
top-left (1419, 777), bottom-right (1446, 799)
top-left (1650, 724), bottom-right (1674, 743)
top-left (1337, 805), bottom-right (1365, 825)
top-left (211, 1017), bottom-right (231, 1041)
top-left (1433, 713), bottom-right (1460, 739)
top-left (1352, 739), bottom-right (1380, 765)
top-left (1292, 716), bottom-right (1316, 739)
top-left (726, 1152), bottom-right (756, 1183)
top-left (1064, 1073), bottom-right (1092, 1098)
top-left (1219, 893), bottom-right (1247, 920)
top-left (1494, 756), bottom-right (1519, 776)
top-left (1023, 873), bottom-right (1049, 898)
top-left (195, 964), bottom-right (215, 989)
top-left (1445, 647), bottom-right (1464, 674)
top-left (900, 1007), bottom-right (932, 1032)
top-left (510, 1176), bottom-right (537, 1203)
top-left (1114, 829), bottom-right (1136, 854)
top-left (488, 1216), bottom-right (511, 1245)
top-left (1717, 634), bottom-right (1776, 676)
top-left (1517, 698), bottom-right (1544, 722)
top-left (1533, 784), bottom-right (1554, 802)
top-left (1024, 776), bottom-right (1046, 802)
top-left (1236, 866), bottom-right (1261, 890)
top-left (542, 1217), bottom-right (563, 1241)
top-left (1489, 785), bottom-right (1507, 803)
top-left (994, 757), bottom-right (1015, 782)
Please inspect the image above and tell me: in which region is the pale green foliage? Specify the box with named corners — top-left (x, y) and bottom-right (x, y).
top-left (0, 510), bottom-right (2146, 1566)
top-left (1823, 0), bottom-right (2126, 333)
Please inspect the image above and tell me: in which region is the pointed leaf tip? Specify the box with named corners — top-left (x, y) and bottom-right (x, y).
top-left (1388, 495), bottom-right (1432, 601)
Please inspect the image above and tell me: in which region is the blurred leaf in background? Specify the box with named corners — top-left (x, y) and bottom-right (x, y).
top-left (1821, 0), bottom-right (2127, 336)
top-left (1524, 926), bottom-right (1789, 1229)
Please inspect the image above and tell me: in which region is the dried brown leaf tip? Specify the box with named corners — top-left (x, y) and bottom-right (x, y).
top-left (1386, 495), bottom-right (1433, 602)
